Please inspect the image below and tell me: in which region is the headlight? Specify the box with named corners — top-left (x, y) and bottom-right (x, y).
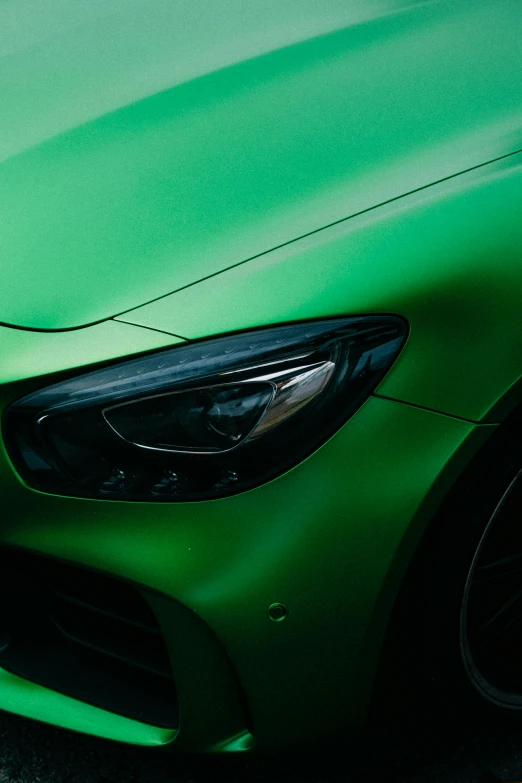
top-left (3, 317), bottom-right (406, 501)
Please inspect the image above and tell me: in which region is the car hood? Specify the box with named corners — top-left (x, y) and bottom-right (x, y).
top-left (1, 0), bottom-right (521, 330)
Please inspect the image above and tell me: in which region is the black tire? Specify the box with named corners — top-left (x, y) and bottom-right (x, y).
top-left (374, 404), bottom-right (522, 746)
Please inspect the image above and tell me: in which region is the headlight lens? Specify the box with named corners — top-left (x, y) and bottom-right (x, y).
top-left (3, 317), bottom-right (406, 501)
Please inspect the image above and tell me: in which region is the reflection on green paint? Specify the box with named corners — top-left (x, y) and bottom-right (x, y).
top-left (0, 668), bottom-right (176, 746)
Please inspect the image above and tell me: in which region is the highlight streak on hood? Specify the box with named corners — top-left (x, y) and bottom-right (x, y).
top-left (0, 0), bottom-right (521, 329)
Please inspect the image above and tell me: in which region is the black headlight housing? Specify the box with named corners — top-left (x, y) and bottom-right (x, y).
top-left (3, 317), bottom-right (407, 502)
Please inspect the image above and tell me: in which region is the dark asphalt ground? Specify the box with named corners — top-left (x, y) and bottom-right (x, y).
top-left (2, 711), bottom-right (522, 783)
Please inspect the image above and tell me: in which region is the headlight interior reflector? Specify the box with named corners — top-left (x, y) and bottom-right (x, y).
top-left (3, 317), bottom-right (407, 501)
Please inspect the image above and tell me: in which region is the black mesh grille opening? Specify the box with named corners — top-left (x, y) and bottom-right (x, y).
top-left (0, 548), bottom-right (178, 728)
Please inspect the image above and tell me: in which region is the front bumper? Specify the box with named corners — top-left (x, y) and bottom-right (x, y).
top-left (0, 378), bottom-right (496, 750)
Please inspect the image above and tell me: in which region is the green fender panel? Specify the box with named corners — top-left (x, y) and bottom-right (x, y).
top-left (0, 389), bottom-right (495, 747)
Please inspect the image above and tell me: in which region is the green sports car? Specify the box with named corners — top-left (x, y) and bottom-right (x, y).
top-left (0, 0), bottom-right (521, 753)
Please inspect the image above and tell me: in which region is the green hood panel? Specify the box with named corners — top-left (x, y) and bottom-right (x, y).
top-left (1, 0), bottom-right (521, 330)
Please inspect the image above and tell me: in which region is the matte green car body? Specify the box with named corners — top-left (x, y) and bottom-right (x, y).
top-left (0, 0), bottom-right (521, 752)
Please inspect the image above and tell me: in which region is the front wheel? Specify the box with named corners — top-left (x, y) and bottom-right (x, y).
top-left (376, 407), bottom-right (522, 742)
top-left (461, 466), bottom-right (522, 710)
